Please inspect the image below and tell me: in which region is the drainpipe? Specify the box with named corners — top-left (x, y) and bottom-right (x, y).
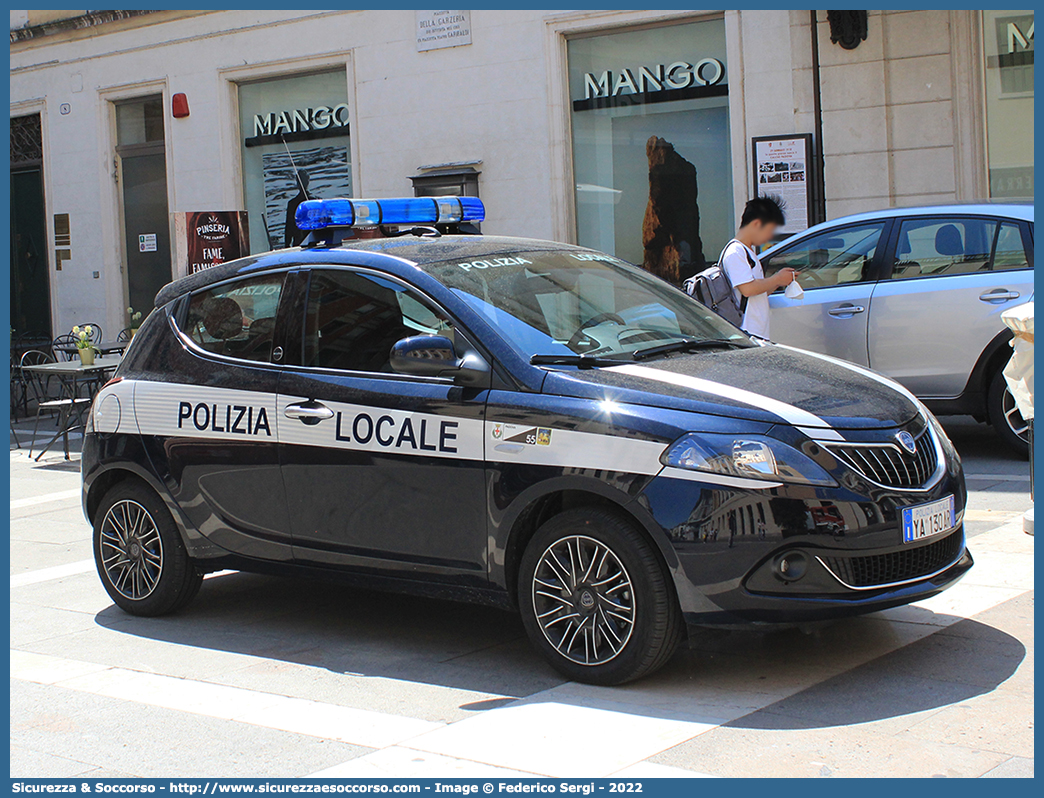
top-left (810, 9), bottom-right (826, 224)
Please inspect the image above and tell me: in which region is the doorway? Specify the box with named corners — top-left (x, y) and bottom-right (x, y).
top-left (115, 96), bottom-right (171, 316)
top-left (10, 113), bottom-right (51, 338)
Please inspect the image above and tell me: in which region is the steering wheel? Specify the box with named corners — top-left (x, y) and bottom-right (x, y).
top-left (566, 312), bottom-right (626, 350)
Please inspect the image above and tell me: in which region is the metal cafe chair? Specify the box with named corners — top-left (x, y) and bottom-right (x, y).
top-left (116, 327), bottom-right (134, 342)
top-left (21, 350), bottom-right (92, 461)
top-left (51, 333), bottom-right (78, 361)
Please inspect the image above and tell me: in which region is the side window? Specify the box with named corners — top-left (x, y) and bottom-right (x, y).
top-left (891, 217), bottom-right (996, 280)
top-left (303, 270), bottom-right (453, 373)
top-left (183, 274), bottom-right (284, 362)
top-left (762, 223), bottom-right (886, 290)
top-left (992, 222), bottom-right (1031, 272)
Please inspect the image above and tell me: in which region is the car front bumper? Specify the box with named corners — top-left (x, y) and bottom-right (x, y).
top-left (635, 458), bottom-right (970, 626)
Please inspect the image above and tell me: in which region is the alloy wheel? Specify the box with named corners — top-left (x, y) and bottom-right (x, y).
top-left (1002, 385), bottom-right (1030, 444)
top-left (531, 534), bottom-right (635, 665)
top-left (99, 499), bottom-right (164, 600)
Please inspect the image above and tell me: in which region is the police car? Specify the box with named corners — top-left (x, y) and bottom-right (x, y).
top-left (83, 196), bottom-right (971, 685)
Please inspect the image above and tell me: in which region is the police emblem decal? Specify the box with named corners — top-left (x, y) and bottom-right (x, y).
top-left (492, 424), bottom-right (503, 439)
top-left (896, 430), bottom-right (917, 455)
top-left (536, 428), bottom-right (552, 446)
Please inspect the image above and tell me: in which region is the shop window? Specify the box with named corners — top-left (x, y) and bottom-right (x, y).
top-left (983, 10), bottom-right (1034, 197)
top-left (238, 70), bottom-right (353, 253)
top-left (567, 18), bottom-right (733, 284)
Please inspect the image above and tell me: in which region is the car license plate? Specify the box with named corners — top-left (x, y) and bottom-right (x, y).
top-left (901, 495), bottom-right (955, 543)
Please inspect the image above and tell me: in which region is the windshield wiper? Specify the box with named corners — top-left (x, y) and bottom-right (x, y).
top-left (530, 354), bottom-right (632, 369)
top-left (632, 338), bottom-right (746, 360)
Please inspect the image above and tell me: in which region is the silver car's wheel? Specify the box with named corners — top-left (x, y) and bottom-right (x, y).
top-left (531, 534), bottom-right (635, 666)
top-left (988, 368), bottom-right (1029, 457)
top-left (99, 499), bottom-right (164, 600)
top-left (1002, 384), bottom-right (1030, 444)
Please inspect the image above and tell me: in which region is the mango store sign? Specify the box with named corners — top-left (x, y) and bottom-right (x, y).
top-left (580, 59), bottom-right (726, 100)
top-left (251, 104), bottom-right (350, 139)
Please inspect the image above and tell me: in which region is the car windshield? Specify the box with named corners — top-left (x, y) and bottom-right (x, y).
top-left (424, 249), bottom-right (752, 360)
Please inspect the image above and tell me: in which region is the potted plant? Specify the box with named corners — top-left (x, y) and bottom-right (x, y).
top-left (72, 325), bottom-right (98, 366)
top-left (127, 307), bottom-right (143, 337)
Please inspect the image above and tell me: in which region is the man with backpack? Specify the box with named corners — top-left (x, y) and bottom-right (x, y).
top-left (720, 196), bottom-right (796, 339)
top-left (685, 196), bottom-right (796, 339)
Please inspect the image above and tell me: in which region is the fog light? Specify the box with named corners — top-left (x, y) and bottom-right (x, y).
top-left (774, 551), bottom-right (808, 582)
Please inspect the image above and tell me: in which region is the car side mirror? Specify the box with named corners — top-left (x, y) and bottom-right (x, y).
top-left (389, 334), bottom-right (491, 387)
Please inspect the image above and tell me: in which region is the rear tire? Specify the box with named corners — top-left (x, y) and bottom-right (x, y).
top-left (93, 480), bottom-right (203, 616)
top-left (518, 508), bottom-right (683, 685)
top-left (987, 368), bottom-right (1029, 458)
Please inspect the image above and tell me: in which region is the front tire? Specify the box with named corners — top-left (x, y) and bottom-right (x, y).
top-left (987, 368), bottom-right (1029, 457)
top-left (93, 480), bottom-right (203, 616)
top-left (518, 508), bottom-right (682, 685)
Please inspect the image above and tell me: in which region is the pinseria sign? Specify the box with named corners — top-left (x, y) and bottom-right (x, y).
top-left (574, 58), bottom-right (727, 111)
top-left (196, 215), bottom-right (231, 241)
top-left (173, 211), bottom-right (249, 276)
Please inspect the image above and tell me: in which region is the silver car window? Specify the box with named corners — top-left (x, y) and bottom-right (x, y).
top-left (992, 222), bottom-right (1031, 272)
top-left (761, 223), bottom-right (885, 290)
top-left (892, 217), bottom-right (996, 279)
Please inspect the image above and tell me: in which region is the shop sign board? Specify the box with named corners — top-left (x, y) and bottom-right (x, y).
top-left (416, 10), bottom-right (472, 51)
top-left (173, 211), bottom-right (250, 276)
top-left (752, 134), bottom-right (815, 235)
top-left (573, 58), bottom-right (727, 111)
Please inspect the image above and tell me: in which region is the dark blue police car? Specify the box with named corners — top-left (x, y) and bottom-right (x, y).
top-left (83, 196), bottom-right (971, 684)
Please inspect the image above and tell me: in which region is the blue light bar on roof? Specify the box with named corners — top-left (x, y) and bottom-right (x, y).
top-left (295, 196), bottom-right (485, 231)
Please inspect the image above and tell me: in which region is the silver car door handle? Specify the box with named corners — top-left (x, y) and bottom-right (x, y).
top-left (827, 304), bottom-right (865, 317)
top-left (979, 289), bottom-right (1020, 303)
top-left (284, 400), bottom-right (334, 425)
top-left (494, 443), bottom-right (525, 454)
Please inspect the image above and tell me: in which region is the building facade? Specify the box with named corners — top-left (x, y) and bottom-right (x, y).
top-left (9, 9), bottom-right (1033, 339)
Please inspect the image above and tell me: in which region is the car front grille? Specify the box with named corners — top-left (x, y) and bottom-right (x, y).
top-left (827, 429), bottom-right (938, 489)
top-left (819, 529), bottom-right (964, 589)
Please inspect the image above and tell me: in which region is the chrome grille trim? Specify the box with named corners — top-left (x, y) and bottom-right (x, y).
top-left (825, 425), bottom-right (943, 491)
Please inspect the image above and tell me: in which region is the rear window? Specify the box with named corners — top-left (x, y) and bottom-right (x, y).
top-left (182, 274), bottom-right (284, 363)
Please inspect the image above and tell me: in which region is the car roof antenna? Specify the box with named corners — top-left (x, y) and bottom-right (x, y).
top-left (281, 136), bottom-right (310, 200)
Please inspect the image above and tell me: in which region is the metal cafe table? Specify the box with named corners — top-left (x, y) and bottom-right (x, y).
top-left (51, 340), bottom-right (129, 359)
top-left (20, 354), bottom-right (122, 460)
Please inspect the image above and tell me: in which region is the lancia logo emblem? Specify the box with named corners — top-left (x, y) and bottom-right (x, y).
top-left (896, 431), bottom-right (917, 455)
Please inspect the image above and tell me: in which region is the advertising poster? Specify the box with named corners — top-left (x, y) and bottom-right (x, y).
top-left (752, 134), bottom-right (813, 234)
top-left (261, 145), bottom-right (352, 250)
top-left (173, 211), bottom-right (249, 276)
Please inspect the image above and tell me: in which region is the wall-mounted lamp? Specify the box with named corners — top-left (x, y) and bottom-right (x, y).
top-left (827, 10), bottom-right (868, 50)
top-left (172, 92), bottom-right (190, 118)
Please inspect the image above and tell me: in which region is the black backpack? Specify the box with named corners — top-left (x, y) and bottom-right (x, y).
top-left (683, 240), bottom-right (755, 328)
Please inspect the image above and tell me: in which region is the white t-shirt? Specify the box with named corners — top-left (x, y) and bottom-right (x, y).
top-left (720, 239), bottom-right (770, 339)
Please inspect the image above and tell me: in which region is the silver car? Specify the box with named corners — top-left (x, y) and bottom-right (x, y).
top-left (760, 202), bottom-right (1033, 454)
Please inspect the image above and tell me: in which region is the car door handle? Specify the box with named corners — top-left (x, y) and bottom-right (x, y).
top-left (284, 400), bottom-right (333, 425)
top-left (979, 289), bottom-right (1020, 303)
top-left (827, 304), bottom-right (865, 317)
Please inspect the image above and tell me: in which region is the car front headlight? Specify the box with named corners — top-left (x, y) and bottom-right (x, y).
top-left (661, 432), bottom-right (836, 487)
